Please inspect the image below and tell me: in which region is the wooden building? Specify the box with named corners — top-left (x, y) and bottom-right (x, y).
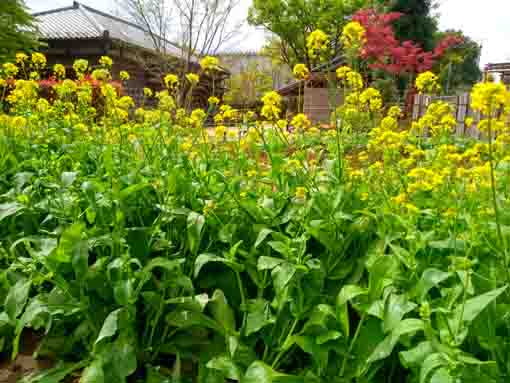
top-left (485, 62), bottom-right (510, 84)
top-left (276, 57), bottom-right (344, 123)
top-left (33, 1), bottom-right (228, 106)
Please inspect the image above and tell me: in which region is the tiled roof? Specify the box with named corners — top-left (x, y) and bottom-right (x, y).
top-left (33, 1), bottom-right (183, 57)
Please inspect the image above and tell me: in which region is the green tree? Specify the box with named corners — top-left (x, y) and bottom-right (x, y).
top-left (390, 0), bottom-right (438, 51)
top-left (224, 60), bottom-right (273, 107)
top-left (434, 30), bottom-right (482, 93)
top-left (0, 0), bottom-right (40, 61)
top-left (248, 0), bottom-right (368, 69)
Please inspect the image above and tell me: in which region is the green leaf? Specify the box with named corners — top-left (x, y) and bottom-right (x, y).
top-left (430, 368), bottom-right (453, 383)
top-left (61, 171), bottom-right (78, 187)
top-left (55, 223), bottom-right (85, 263)
top-left (194, 253), bottom-right (243, 277)
top-left (114, 279), bottom-right (135, 306)
top-left (12, 297), bottom-right (49, 360)
top-left (257, 256), bottom-right (285, 270)
top-left (119, 183), bottom-right (150, 200)
top-left (367, 319), bottom-right (424, 363)
top-left (166, 294), bottom-right (210, 312)
top-left (453, 285), bottom-right (507, 323)
top-left (399, 341), bottom-right (434, 369)
top-left (272, 262), bottom-right (296, 293)
top-left (5, 279), bottom-right (31, 322)
top-left (420, 353), bottom-right (447, 383)
top-left (207, 355), bottom-right (242, 380)
top-left (254, 228), bottom-right (273, 248)
top-left (188, 211), bottom-right (205, 255)
top-left (137, 258), bottom-right (185, 292)
top-left (268, 241), bottom-right (290, 257)
top-left (429, 238), bottom-right (466, 251)
top-left (72, 240), bottom-right (89, 281)
top-left (111, 338), bottom-right (137, 379)
top-left (336, 285), bottom-right (368, 337)
top-left (368, 255), bottom-right (398, 300)
top-left (166, 310), bottom-right (225, 334)
top-left (81, 360), bottom-right (105, 383)
top-left (242, 361), bottom-right (304, 383)
top-left (95, 309), bottom-right (122, 345)
top-left (415, 269), bottom-right (452, 300)
top-left (301, 304), bottom-right (336, 335)
top-left (383, 294), bottom-right (417, 333)
top-left (209, 290), bottom-right (236, 333)
top-left (245, 299), bottom-right (276, 336)
top-left (0, 202), bottom-right (24, 222)
top-left (337, 285), bottom-right (368, 306)
top-left (19, 361), bottom-right (87, 383)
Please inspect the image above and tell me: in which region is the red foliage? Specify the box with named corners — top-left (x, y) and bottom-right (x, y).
top-left (352, 9), bottom-right (463, 75)
top-left (37, 75), bottom-right (122, 94)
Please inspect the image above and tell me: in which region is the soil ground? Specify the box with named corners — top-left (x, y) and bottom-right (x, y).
top-left (0, 332), bottom-right (54, 383)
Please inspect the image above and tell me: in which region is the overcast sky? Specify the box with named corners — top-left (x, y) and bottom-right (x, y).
top-left (26, 0), bottom-right (510, 66)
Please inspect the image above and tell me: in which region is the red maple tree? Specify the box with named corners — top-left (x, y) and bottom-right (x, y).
top-left (352, 9), bottom-right (463, 75)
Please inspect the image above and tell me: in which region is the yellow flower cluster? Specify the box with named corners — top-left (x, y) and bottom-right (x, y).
top-left (120, 71), bottom-right (130, 81)
top-left (470, 81), bottom-right (510, 115)
top-left (368, 115), bottom-right (407, 154)
top-left (387, 106), bottom-right (402, 119)
top-left (413, 101), bottom-right (456, 137)
top-left (306, 29), bottom-right (329, 59)
top-left (91, 69), bottom-right (111, 81)
top-left (336, 66), bottom-right (363, 90)
top-left (156, 90), bottom-right (176, 112)
top-left (31, 53), bottom-right (47, 69)
top-left (73, 59), bottom-right (89, 78)
top-left (261, 91), bottom-right (282, 121)
top-left (164, 74), bottom-right (179, 90)
top-left (53, 64), bottom-right (66, 79)
top-left (200, 56), bottom-right (219, 72)
top-left (340, 21), bottom-right (366, 51)
top-left (415, 71), bottom-right (441, 94)
top-left (190, 108), bottom-right (207, 127)
top-left (16, 53), bottom-right (28, 64)
top-left (99, 56), bottom-right (113, 68)
top-left (407, 167), bottom-right (445, 194)
top-left (186, 73), bottom-right (200, 85)
top-left (359, 88), bottom-right (382, 112)
top-left (208, 96), bottom-right (220, 105)
top-left (291, 113), bottom-right (312, 131)
top-left (3, 62), bottom-right (19, 78)
top-left (293, 64), bottom-right (310, 80)
top-left (295, 186), bottom-right (307, 199)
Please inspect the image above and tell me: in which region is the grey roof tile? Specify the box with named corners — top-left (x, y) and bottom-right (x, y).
top-left (33, 1), bottom-right (184, 57)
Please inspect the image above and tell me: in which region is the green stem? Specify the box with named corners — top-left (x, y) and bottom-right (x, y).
top-left (235, 270), bottom-right (247, 334)
top-left (487, 114), bottom-right (510, 283)
top-left (272, 317), bottom-right (299, 369)
top-left (340, 313), bottom-right (366, 376)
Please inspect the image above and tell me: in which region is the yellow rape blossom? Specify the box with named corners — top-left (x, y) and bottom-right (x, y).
top-left (471, 81), bottom-right (510, 115)
top-left (120, 71), bottom-right (130, 81)
top-left (306, 29), bottom-right (329, 59)
top-left (293, 64), bottom-right (310, 80)
top-left (415, 71), bottom-right (441, 94)
top-left (53, 64), bottom-right (66, 79)
top-left (186, 73), bottom-right (200, 85)
top-left (164, 74), bottom-right (179, 89)
top-left (31, 53), bottom-right (47, 68)
top-left (200, 56), bottom-right (219, 72)
top-left (341, 21), bottom-right (366, 51)
top-left (99, 56), bottom-right (113, 68)
top-left (295, 187), bottom-right (307, 199)
top-left (208, 96), bottom-right (220, 105)
top-left (291, 113), bottom-right (312, 131)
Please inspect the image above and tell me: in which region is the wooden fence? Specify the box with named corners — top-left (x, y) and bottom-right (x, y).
top-left (412, 93), bottom-right (483, 138)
